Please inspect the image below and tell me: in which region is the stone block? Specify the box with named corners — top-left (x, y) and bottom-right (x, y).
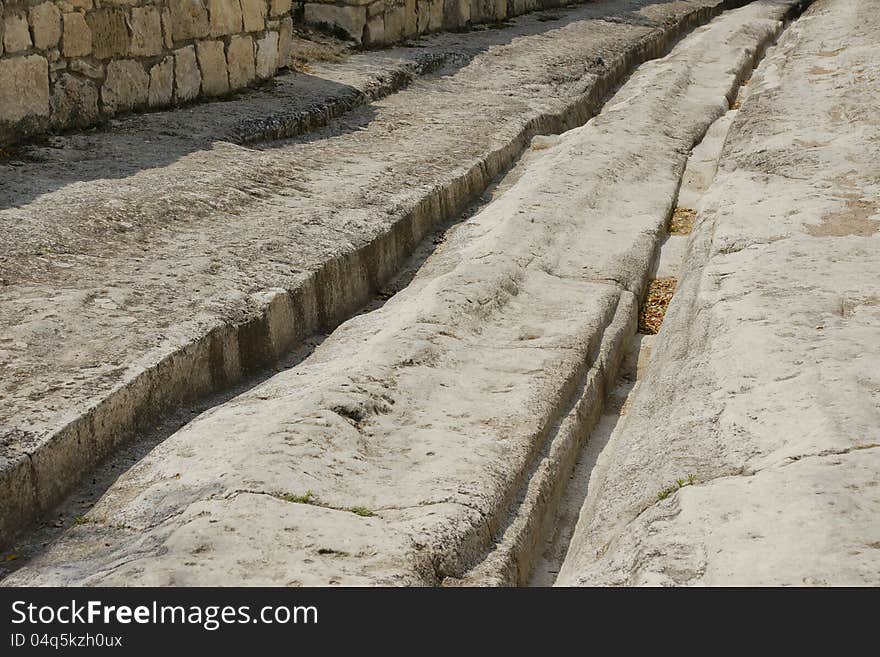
top-left (4, 12), bottom-right (32, 53)
top-left (161, 8), bottom-right (173, 48)
top-left (174, 45), bottom-right (201, 101)
top-left (129, 6), bottom-right (163, 56)
top-left (278, 16), bottom-right (292, 69)
top-left (62, 12), bottom-right (92, 57)
top-left (384, 3), bottom-right (406, 43)
top-left (86, 9), bottom-right (130, 59)
top-left (269, 0), bottom-right (291, 18)
top-left (426, 0), bottom-right (444, 31)
top-left (239, 0), bottom-right (266, 32)
top-left (0, 55), bottom-right (50, 124)
top-left (470, 0), bottom-right (501, 23)
top-left (417, 0), bottom-right (430, 33)
top-left (29, 2), bottom-right (62, 50)
top-left (102, 59), bottom-right (149, 112)
top-left (404, 0), bottom-right (417, 37)
top-left (225, 34), bottom-right (254, 89)
top-left (208, 0), bottom-right (243, 36)
top-left (148, 56), bottom-right (174, 106)
top-left (169, 0), bottom-right (210, 42)
top-left (196, 39), bottom-right (229, 95)
top-left (442, 0), bottom-right (469, 29)
top-left (255, 30), bottom-right (278, 79)
top-left (50, 72), bottom-right (99, 127)
top-left (303, 3), bottom-right (366, 43)
top-left (363, 14), bottom-right (383, 46)
top-left (367, 0), bottom-right (384, 17)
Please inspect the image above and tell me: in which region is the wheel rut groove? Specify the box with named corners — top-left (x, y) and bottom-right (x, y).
top-left (0, 0), bottom-right (743, 550)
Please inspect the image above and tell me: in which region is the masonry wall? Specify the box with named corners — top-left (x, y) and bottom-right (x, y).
top-left (0, 0), bottom-right (295, 145)
top-left (305, 0), bottom-right (572, 47)
top-left (1, 0), bottom-right (576, 146)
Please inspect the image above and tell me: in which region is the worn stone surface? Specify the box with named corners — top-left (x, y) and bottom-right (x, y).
top-left (0, 1), bottom-right (791, 584)
top-left (148, 55), bottom-right (174, 106)
top-left (196, 39), bottom-right (229, 95)
top-left (69, 57), bottom-right (103, 78)
top-left (61, 11), bottom-right (92, 57)
top-left (29, 2), bottom-right (63, 50)
top-left (86, 8), bottom-right (130, 59)
top-left (364, 13), bottom-right (384, 44)
top-left (208, 0), bottom-right (243, 36)
top-left (0, 0), bottom-right (733, 551)
top-left (442, 0), bottom-right (470, 30)
top-left (169, 0), bottom-right (210, 41)
top-left (0, 55), bottom-right (50, 124)
top-left (558, 0), bottom-right (880, 587)
top-left (225, 33), bottom-right (255, 89)
top-left (129, 6), bottom-right (164, 57)
top-left (255, 29), bottom-right (279, 79)
top-left (269, 0), bottom-right (292, 17)
top-left (383, 3), bottom-right (406, 43)
top-left (101, 59), bottom-right (150, 112)
top-left (304, 3), bottom-right (366, 42)
top-left (161, 7), bottom-right (173, 48)
top-left (173, 44), bottom-right (201, 101)
top-left (4, 11), bottom-right (32, 53)
top-left (240, 0), bottom-right (267, 32)
top-left (277, 15), bottom-right (292, 67)
top-left (49, 72), bottom-right (99, 127)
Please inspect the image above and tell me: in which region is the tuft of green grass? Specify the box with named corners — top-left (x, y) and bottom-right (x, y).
top-left (73, 515), bottom-right (91, 525)
top-left (279, 490), bottom-right (315, 504)
top-left (348, 506), bottom-right (375, 517)
top-left (657, 474), bottom-right (698, 501)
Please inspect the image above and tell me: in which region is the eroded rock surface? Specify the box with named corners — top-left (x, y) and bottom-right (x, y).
top-left (558, 0), bottom-right (880, 587)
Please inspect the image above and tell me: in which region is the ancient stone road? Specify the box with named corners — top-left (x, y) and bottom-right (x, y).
top-left (2, 0), bottom-right (878, 586)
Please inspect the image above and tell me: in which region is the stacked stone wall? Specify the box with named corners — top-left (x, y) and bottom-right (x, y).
top-left (0, 0), bottom-right (295, 144)
top-left (304, 0), bottom-right (570, 47)
top-left (1, 0), bottom-right (575, 145)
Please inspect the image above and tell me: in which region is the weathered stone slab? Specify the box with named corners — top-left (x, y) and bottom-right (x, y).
top-left (148, 56), bottom-right (174, 106)
top-left (255, 30), bottom-right (279, 79)
top-left (174, 44), bottom-right (201, 101)
top-left (62, 12), bottom-right (92, 57)
top-left (277, 15), bottom-right (292, 68)
top-left (196, 39), bottom-right (229, 95)
top-left (303, 3), bottom-right (366, 42)
top-left (49, 72), bottom-right (99, 127)
top-left (226, 34), bottom-right (255, 89)
top-left (0, 55), bottom-right (50, 124)
top-left (129, 6), bottom-right (164, 56)
top-left (442, 0), bottom-right (470, 30)
top-left (4, 11), bottom-right (33, 53)
top-left (269, 0), bottom-right (292, 18)
top-left (169, 0), bottom-right (210, 42)
top-left (161, 7), bottom-right (173, 48)
top-left (208, 0), bottom-right (243, 36)
top-left (29, 2), bottom-right (62, 50)
top-left (86, 8), bottom-right (130, 59)
top-left (102, 59), bottom-right (150, 112)
top-left (240, 0), bottom-right (267, 32)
